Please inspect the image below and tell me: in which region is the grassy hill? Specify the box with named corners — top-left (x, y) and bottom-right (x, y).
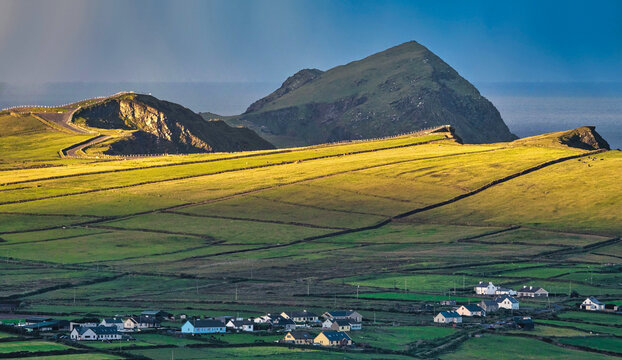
top-left (0, 123), bottom-right (620, 359)
top-left (230, 41), bottom-right (517, 147)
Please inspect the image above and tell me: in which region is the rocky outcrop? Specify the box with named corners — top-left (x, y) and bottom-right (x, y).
top-left (73, 94), bottom-right (274, 155)
top-left (230, 41), bottom-right (517, 147)
top-left (559, 126), bottom-right (610, 150)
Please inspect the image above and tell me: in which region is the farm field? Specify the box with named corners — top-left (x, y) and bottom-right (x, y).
top-left (1, 117), bottom-right (621, 359)
top-left (558, 336), bottom-right (622, 354)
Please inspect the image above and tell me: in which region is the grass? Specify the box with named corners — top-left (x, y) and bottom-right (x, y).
top-left (350, 292), bottom-right (479, 303)
top-left (338, 273), bottom-right (512, 293)
top-left (505, 325), bottom-right (592, 337)
top-left (130, 346), bottom-right (414, 360)
top-left (0, 340), bottom-right (72, 353)
top-left (442, 334), bottom-right (614, 360)
top-left (559, 336), bottom-right (622, 354)
top-left (22, 355), bottom-right (122, 360)
top-left (557, 311), bottom-right (622, 326)
top-left (536, 320), bottom-right (622, 337)
top-left (408, 151), bottom-right (622, 236)
top-left (352, 325), bottom-right (456, 350)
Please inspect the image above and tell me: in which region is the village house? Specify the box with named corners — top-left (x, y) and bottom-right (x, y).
top-left (141, 310), bottom-right (172, 320)
top-left (181, 319), bottom-right (226, 334)
top-left (434, 311), bottom-right (462, 324)
top-left (314, 331), bottom-right (353, 347)
top-left (226, 319), bottom-right (254, 332)
top-left (455, 304), bottom-right (485, 317)
top-left (253, 314), bottom-right (274, 324)
top-left (136, 315), bottom-right (160, 329)
top-left (123, 318), bottom-right (138, 330)
top-left (479, 300), bottom-right (499, 313)
top-left (70, 326), bottom-right (122, 341)
top-left (282, 331), bottom-right (314, 345)
top-left (322, 310), bottom-right (363, 323)
top-left (494, 287), bottom-right (517, 296)
top-left (581, 297), bottom-right (605, 311)
top-left (474, 282), bottom-right (497, 295)
top-left (496, 295), bottom-right (520, 310)
top-left (24, 319), bottom-right (69, 332)
top-left (270, 316), bottom-right (297, 331)
top-left (281, 310), bottom-right (319, 323)
top-left (330, 319), bottom-right (351, 332)
top-left (100, 318), bottom-right (124, 331)
top-left (517, 286), bottom-right (549, 298)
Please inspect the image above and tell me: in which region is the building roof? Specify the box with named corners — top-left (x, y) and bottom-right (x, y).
top-left (229, 319), bottom-right (253, 327)
top-left (287, 310), bottom-right (318, 318)
top-left (475, 281), bottom-right (494, 288)
top-left (496, 295), bottom-right (519, 304)
top-left (480, 300), bottom-right (497, 306)
top-left (75, 326), bottom-right (120, 335)
top-left (24, 320), bottom-right (66, 329)
top-left (272, 316), bottom-right (296, 325)
top-left (141, 310), bottom-right (171, 317)
top-left (519, 286), bottom-right (544, 293)
top-left (288, 331), bottom-right (313, 340)
top-left (438, 311), bottom-right (461, 318)
top-left (102, 318), bottom-right (123, 324)
top-left (333, 319), bottom-right (352, 326)
top-left (325, 310), bottom-right (357, 318)
top-left (25, 316), bottom-right (53, 323)
top-left (320, 331), bottom-right (352, 341)
top-left (585, 297), bottom-right (604, 305)
top-left (462, 304), bottom-right (484, 312)
top-left (189, 319), bottom-right (225, 328)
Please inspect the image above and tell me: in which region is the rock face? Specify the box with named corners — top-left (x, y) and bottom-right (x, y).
top-left (73, 94), bottom-right (274, 154)
top-left (558, 126), bottom-right (610, 151)
top-left (229, 41), bottom-right (517, 147)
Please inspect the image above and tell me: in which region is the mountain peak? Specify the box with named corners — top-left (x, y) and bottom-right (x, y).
top-left (231, 41), bottom-right (516, 147)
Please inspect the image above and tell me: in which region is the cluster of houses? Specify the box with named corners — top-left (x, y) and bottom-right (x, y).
top-left (70, 310), bottom-right (173, 341)
top-left (433, 294), bottom-right (520, 324)
top-left (180, 309), bottom-right (362, 347)
top-left (474, 282), bottom-right (549, 298)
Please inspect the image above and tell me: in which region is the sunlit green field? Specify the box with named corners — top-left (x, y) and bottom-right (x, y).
top-left (2, 113), bottom-right (622, 359)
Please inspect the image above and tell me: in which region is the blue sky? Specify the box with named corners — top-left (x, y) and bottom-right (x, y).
top-left (0, 0), bottom-right (621, 84)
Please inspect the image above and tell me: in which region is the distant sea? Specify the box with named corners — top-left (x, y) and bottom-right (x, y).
top-left (1, 81), bottom-right (620, 149)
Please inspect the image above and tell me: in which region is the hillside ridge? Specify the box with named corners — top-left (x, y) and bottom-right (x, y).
top-left (230, 41), bottom-right (517, 147)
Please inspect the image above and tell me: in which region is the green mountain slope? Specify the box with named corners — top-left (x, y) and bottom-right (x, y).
top-left (229, 41), bottom-right (517, 147)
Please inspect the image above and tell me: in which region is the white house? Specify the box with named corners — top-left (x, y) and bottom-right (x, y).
top-left (100, 318), bottom-right (124, 331)
top-left (581, 297), bottom-right (604, 311)
top-left (322, 310), bottom-right (363, 323)
top-left (181, 319), bottom-right (226, 334)
top-left (280, 310), bottom-right (319, 323)
top-left (496, 295), bottom-right (520, 310)
top-left (226, 319), bottom-right (254, 332)
top-left (433, 311), bottom-right (462, 324)
top-left (494, 288), bottom-right (517, 296)
top-left (455, 304), bottom-right (485, 317)
top-left (123, 318), bottom-right (138, 330)
top-left (474, 282), bottom-right (497, 295)
top-left (70, 326), bottom-right (122, 341)
top-left (254, 314), bottom-right (274, 324)
top-left (517, 286), bottom-right (549, 298)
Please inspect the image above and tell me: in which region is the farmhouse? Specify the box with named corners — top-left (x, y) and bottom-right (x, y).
top-left (496, 295), bottom-right (519, 310)
top-left (581, 297), bottom-right (604, 311)
top-left (100, 318), bottom-right (124, 331)
top-left (70, 326), bottom-right (122, 341)
top-left (474, 282), bottom-right (497, 295)
top-left (314, 331), bottom-right (353, 347)
top-left (479, 300), bottom-right (499, 312)
top-left (330, 319), bottom-right (352, 332)
top-left (282, 331), bottom-right (314, 345)
top-left (455, 304), bottom-right (485, 317)
top-left (136, 315), bottom-right (160, 329)
top-left (434, 311), bottom-right (462, 324)
top-left (281, 310), bottom-right (319, 323)
top-left (226, 319), bottom-right (254, 332)
top-left (181, 319), bottom-right (226, 334)
top-left (123, 318), bottom-right (138, 330)
top-left (517, 286), bottom-right (549, 297)
top-left (322, 310), bottom-right (363, 323)
top-left (271, 316), bottom-right (297, 331)
top-left (494, 287), bottom-right (517, 296)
